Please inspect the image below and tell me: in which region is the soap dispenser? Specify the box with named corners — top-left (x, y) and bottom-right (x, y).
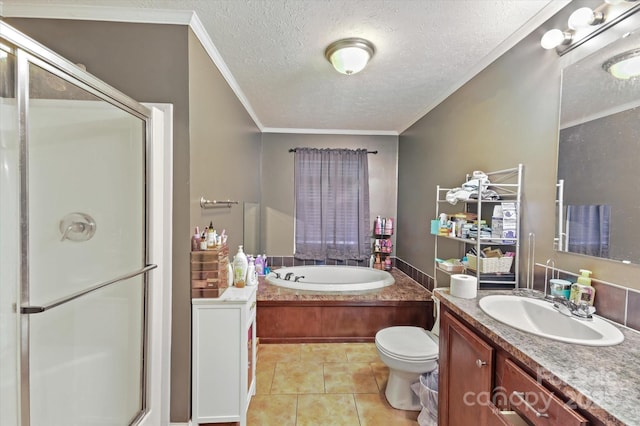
top-left (570, 269), bottom-right (596, 305)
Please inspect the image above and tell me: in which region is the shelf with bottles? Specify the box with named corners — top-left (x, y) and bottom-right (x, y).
top-left (433, 165), bottom-right (522, 289)
top-left (372, 216), bottom-right (394, 271)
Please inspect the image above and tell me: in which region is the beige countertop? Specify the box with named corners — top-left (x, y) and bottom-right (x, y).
top-left (438, 290), bottom-right (640, 426)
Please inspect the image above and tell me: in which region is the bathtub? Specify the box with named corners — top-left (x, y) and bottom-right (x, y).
top-left (265, 265), bottom-right (395, 292)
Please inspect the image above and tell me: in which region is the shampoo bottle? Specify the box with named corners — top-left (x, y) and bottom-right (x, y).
top-left (191, 226), bottom-right (201, 251)
top-left (233, 245), bottom-right (248, 288)
top-left (255, 255), bottom-right (264, 275)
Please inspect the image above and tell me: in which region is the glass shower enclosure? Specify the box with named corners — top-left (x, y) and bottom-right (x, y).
top-left (0, 22), bottom-right (156, 425)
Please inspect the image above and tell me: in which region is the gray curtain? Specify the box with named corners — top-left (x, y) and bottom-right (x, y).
top-left (294, 148), bottom-right (371, 261)
top-left (566, 204), bottom-right (611, 258)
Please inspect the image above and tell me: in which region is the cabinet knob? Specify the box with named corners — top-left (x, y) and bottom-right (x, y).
top-left (476, 359), bottom-right (487, 368)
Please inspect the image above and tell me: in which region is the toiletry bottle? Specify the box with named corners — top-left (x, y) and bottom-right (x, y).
top-left (207, 222), bottom-right (215, 248)
top-left (255, 255), bottom-right (264, 275)
top-left (384, 256), bottom-right (392, 271)
top-left (191, 226), bottom-right (201, 251)
top-left (246, 257), bottom-right (257, 286)
top-left (233, 245), bottom-right (248, 288)
top-left (570, 269), bottom-right (596, 305)
top-left (374, 215), bottom-right (383, 235)
top-left (263, 254), bottom-right (270, 275)
top-left (199, 231), bottom-right (207, 250)
top-left (577, 269), bottom-right (592, 286)
top-left (384, 218), bottom-right (394, 235)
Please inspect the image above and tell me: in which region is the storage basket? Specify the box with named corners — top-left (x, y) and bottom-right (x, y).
top-left (437, 261), bottom-right (465, 274)
top-left (467, 254), bottom-right (513, 273)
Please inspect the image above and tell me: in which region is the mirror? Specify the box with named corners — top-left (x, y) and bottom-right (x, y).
top-left (557, 16), bottom-right (640, 264)
top-left (243, 202), bottom-right (260, 255)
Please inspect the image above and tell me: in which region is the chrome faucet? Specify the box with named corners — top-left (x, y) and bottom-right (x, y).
top-left (284, 272), bottom-right (294, 281)
top-left (547, 296), bottom-right (595, 320)
top-left (294, 275), bottom-right (305, 282)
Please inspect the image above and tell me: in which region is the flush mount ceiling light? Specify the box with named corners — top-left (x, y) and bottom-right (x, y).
top-left (325, 38), bottom-right (375, 75)
top-left (603, 49), bottom-right (640, 79)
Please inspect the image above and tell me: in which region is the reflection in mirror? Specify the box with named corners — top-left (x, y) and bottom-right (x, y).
top-left (557, 17), bottom-right (640, 264)
top-left (243, 202), bottom-right (260, 255)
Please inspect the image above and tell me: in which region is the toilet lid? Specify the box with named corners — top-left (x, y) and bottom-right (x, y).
top-left (375, 326), bottom-right (439, 360)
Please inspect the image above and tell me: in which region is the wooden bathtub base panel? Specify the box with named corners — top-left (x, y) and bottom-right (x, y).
top-left (256, 300), bottom-right (433, 344)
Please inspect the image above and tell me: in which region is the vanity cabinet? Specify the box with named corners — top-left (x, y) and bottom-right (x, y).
top-left (440, 305), bottom-right (591, 426)
top-left (191, 286), bottom-right (257, 426)
top-left (439, 310), bottom-right (494, 425)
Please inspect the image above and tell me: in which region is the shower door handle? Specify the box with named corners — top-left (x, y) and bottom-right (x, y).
top-left (59, 212), bottom-right (96, 242)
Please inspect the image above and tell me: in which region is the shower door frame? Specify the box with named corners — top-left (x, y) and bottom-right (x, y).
top-left (0, 21), bottom-right (167, 426)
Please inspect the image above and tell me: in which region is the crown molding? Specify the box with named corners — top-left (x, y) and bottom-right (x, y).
top-left (262, 127), bottom-right (398, 136)
top-left (1, 2), bottom-right (264, 131)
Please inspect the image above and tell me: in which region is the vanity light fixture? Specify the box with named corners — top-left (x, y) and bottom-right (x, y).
top-left (603, 48), bottom-right (640, 79)
top-left (540, 1), bottom-right (640, 53)
top-left (541, 29), bottom-right (573, 50)
top-left (325, 38), bottom-right (375, 75)
top-left (568, 7), bottom-right (605, 30)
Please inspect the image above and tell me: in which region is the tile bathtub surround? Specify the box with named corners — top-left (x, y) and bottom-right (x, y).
top-left (533, 263), bottom-right (640, 332)
top-left (249, 343), bottom-right (420, 426)
top-left (395, 258), bottom-right (434, 291)
top-left (257, 268), bottom-right (431, 303)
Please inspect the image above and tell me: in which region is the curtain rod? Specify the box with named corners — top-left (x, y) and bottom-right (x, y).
top-left (288, 148), bottom-right (378, 154)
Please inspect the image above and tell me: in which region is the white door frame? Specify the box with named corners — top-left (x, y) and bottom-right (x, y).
top-left (139, 103), bottom-right (173, 426)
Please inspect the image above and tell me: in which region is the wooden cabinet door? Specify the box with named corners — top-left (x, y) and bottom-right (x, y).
top-left (440, 310), bottom-right (495, 426)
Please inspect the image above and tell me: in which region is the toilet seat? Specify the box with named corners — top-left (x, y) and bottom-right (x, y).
top-left (375, 326), bottom-right (438, 361)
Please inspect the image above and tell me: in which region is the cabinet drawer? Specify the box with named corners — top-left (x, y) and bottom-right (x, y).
top-left (486, 404), bottom-right (529, 426)
top-left (502, 359), bottom-right (588, 426)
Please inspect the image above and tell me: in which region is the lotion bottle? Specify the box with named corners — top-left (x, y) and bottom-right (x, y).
top-left (233, 245), bottom-right (248, 288)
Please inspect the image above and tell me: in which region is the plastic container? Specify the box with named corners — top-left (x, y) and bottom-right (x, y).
top-left (233, 245), bottom-right (248, 287)
top-left (549, 278), bottom-right (572, 299)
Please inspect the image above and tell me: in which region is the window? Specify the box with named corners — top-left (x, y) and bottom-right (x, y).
top-left (294, 148), bottom-right (371, 261)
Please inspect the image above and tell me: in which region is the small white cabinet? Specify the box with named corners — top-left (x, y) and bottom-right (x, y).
top-left (191, 286), bottom-right (257, 425)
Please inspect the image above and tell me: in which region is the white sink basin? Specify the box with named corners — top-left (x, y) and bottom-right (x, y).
top-left (479, 295), bottom-right (624, 346)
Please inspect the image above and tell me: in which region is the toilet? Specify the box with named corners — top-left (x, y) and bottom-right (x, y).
top-left (375, 289), bottom-right (443, 411)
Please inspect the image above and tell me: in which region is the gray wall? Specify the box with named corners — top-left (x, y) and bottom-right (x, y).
top-left (396, 8), bottom-right (640, 290)
top-left (260, 133), bottom-right (398, 256)
top-left (188, 31), bottom-right (262, 257)
top-left (5, 18), bottom-right (195, 421)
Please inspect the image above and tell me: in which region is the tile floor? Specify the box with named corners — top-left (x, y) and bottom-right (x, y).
top-left (248, 342), bottom-right (420, 425)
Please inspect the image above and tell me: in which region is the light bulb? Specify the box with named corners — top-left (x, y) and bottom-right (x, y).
top-left (568, 7), bottom-right (604, 30)
top-left (541, 29), bottom-right (571, 50)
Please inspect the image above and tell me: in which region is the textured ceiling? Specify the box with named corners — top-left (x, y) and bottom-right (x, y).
top-left (1, 0), bottom-right (562, 134)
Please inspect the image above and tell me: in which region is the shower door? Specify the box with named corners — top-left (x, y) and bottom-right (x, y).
top-left (1, 22), bottom-right (155, 426)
